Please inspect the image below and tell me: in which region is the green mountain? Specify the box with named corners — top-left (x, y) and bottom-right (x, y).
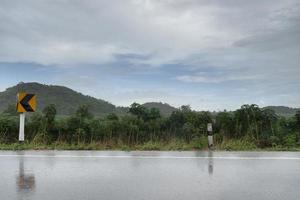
top-left (263, 106), bottom-right (300, 117)
top-left (0, 82), bottom-right (116, 116)
top-left (0, 82), bottom-right (178, 116)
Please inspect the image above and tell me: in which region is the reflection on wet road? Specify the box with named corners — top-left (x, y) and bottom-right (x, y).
top-left (0, 151), bottom-right (300, 200)
top-left (16, 156), bottom-right (35, 200)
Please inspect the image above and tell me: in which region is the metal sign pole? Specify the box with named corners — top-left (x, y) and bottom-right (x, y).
top-left (19, 113), bottom-right (25, 142)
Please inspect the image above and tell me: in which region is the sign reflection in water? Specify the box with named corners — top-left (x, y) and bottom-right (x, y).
top-left (17, 157), bottom-right (35, 193)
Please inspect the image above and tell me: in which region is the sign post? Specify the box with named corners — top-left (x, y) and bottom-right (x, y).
top-left (19, 113), bottom-right (25, 141)
top-left (17, 93), bottom-right (36, 142)
top-left (207, 123), bottom-right (213, 149)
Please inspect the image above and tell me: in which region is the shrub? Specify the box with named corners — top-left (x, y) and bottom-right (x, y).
top-left (283, 134), bottom-right (297, 147)
top-left (269, 135), bottom-right (280, 147)
top-left (220, 138), bottom-right (257, 151)
top-left (190, 136), bottom-right (207, 149)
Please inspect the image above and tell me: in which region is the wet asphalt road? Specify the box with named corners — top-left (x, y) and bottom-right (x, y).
top-left (0, 151), bottom-right (300, 200)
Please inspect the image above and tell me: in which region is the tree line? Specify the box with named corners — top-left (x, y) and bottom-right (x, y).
top-left (0, 103), bottom-right (299, 149)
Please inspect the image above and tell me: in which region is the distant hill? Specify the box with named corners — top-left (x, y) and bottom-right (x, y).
top-left (0, 82), bottom-right (178, 116)
top-left (1, 82), bottom-right (298, 117)
top-left (142, 102), bottom-right (177, 116)
top-left (0, 82), bottom-right (116, 116)
top-left (263, 106), bottom-right (300, 117)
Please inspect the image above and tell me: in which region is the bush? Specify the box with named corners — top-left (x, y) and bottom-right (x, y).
top-left (220, 138), bottom-right (257, 151)
top-left (163, 139), bottom-right (190, 150)
top-left (270, 135), bottom-right (280, 147)
top-left (0, 114), bottom-right (18, 143)
top-left (190, 136), bottom-right (207, 149)
top-left (284, 134), bottom-right (297, 147)
top-left (138, 141), bottom-right (161, 150)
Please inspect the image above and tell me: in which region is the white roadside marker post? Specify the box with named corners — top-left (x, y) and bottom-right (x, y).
top-left (207, 123), bottom-right (213, 149)
top-left (19, 112), bottom-right (25, 142)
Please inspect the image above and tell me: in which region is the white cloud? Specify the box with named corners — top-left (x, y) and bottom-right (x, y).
top-left (0, 0), bottom-right (300, 109)
top-left (176, 73), bottom-right (261, 83)
top-left (2, 0), bottom-right (298, 66)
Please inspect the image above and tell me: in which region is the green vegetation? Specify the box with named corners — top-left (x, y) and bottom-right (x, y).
top-left (0, 102), bottom-right (300, 151)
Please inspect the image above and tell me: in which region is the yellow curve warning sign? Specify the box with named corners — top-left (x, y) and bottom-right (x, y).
top-left (16, 93), bottom-right (36, 113)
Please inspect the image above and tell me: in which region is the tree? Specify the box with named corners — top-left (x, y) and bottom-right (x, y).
top-left (296, 111), bottom-right (300, 128)
top-left (180, 105), bottom-right (192, 113)
top-left (261, 109), bottom-right (277, 134)
top-left (106, 113), bottom-right (119, 121)
top-left (256, 109), bottom-right (278, 147)
top-left (73, 105), bottom-right (93, 143)
top-left (234, 104), bottom-right (262, 139)
top-left (43, 104), bottom-right (57, 126)
top-left (42, 104), bottom-right (57, 142)
top-left (128, 103), bottom-right (147, 120)
top-left (76, 105), bottom-right (93, 119)
top-left (216, 111), bottom-right (235, 139)
top-left (27, 112), bottom-right (44, 141)
top-left (147, 108), bottom-right (161, 121)
top-left (168, 110), bottom-right (185, 137)
top-left (182, 122), bottom-right (194, 142)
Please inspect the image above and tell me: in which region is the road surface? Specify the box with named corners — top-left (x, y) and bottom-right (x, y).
top-left (0, 151), bottom-right (300, 200)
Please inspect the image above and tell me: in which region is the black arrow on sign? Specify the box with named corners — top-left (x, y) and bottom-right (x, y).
top-left (20, 94), bottom-right (35, 112)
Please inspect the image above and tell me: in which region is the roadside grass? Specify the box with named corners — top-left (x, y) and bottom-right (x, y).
top-left (216, 139), bottom-right (258, 151)
top-left (0, 137), bottom-right (299, 151)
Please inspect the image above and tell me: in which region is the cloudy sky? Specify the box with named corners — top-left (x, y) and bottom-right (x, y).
top-left (0, 0), bottom-right (299, 110)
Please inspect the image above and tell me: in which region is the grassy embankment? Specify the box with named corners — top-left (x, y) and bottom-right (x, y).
top-left (1, 137), bottom-right (299, 151)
